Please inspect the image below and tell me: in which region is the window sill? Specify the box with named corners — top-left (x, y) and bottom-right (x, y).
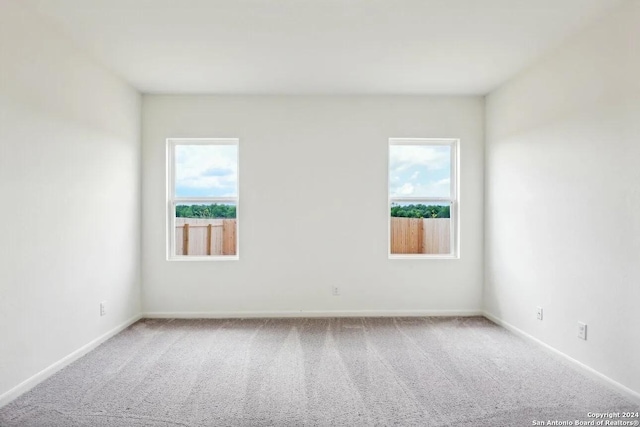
top-left (388, 254), bottom-right (459, 260)
top-left (167, 256), bottom-right (239, 262)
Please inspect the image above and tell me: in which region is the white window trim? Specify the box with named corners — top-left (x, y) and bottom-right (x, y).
top-left (388, 138), bottom-right (460, 260)
top-left (166, 138), bottom-right (240, 261)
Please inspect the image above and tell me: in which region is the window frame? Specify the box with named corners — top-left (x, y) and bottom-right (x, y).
top-left (388, 138), bottom-right (459, 260)
top-left (166, 138), bottom-right (240, 261)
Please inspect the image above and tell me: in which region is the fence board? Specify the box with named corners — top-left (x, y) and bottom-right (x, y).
top-left (391, 217), bottom-right (423, 254)
top-left (183, 224), bottom-right (189, 255)
top-left (422, 218), bottom-right (450, 255)
top-left (391, 217), bottom-right (450, 255)
top-left (174, 218), bottom-right (236, 256)
top-left (222, 220), bottom-right (236, 255)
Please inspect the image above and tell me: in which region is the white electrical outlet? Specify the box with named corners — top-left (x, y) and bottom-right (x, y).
top-left (577, 322), bottom-right (587, 340)
top-left (100, 301), bottom-right (107, 317)
top-left (332, 286), bottom-right (340, 296)
top-left (536, 306), bottom-right (543, 321)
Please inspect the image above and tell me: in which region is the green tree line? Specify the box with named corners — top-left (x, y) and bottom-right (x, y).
top-left (390, 204), bottom-right (450, 218)
top-left (176, 203), bottom-right (446, 219)
top-left (176, 204), bottom-right (236, 219)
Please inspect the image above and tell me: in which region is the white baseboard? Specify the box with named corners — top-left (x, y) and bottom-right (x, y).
top-left (483, 311), bottom-right (640, 405)
top-left (143, 309), bottom-right (483, 319)
top-left (0, 313), bottom-right (142, 408)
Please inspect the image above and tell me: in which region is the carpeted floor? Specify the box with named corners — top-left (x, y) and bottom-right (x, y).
top-left (0, 317), bottom-right (638, 426)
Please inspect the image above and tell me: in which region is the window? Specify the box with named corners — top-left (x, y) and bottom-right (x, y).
top-left (388, 138), bottom-right (458, 258)
top-left (167, 138), bottom-right (239, 260)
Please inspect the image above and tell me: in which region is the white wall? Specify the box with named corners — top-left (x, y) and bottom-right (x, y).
top-left (142, 96), bottom-right (484, 315)
top-left (0, 1), bottom-right (141, 400)
top-left (485, 0), bottom-right (640, 395)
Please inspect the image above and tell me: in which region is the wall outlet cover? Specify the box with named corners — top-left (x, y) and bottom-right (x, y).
top-left (578, 322), bottom-right (587, 340)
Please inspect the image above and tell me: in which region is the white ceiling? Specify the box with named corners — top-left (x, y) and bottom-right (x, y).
top-left (26, 0), bottom-right (622, 95)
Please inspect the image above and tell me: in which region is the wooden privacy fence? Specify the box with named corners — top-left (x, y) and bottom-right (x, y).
top-left (178, 217), bottom-right (445, 256)
top-left (391, 217), bottom-right (450, 255)
top-left (176, 218), bottom-right (236, 256)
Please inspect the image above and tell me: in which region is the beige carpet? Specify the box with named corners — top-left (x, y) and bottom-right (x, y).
top-left (0, 317), bottom-right (638, 426)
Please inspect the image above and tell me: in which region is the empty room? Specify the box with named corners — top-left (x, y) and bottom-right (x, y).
top-left (1, 0), bottom-right (639, 426)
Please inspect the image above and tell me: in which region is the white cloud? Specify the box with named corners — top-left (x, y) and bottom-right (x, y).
top-left (390, 178), bottom-right (450, 198)
top-left (397, 183), bottom-right (415, 195)
top-left (411, 178), bottom-right (450, 197)
top-left (389, 145), bottom-right (451, 198)
top-left (389, 145), bottom-right (450, 173)
top-left (175, 145), bottom-right (237, 194)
